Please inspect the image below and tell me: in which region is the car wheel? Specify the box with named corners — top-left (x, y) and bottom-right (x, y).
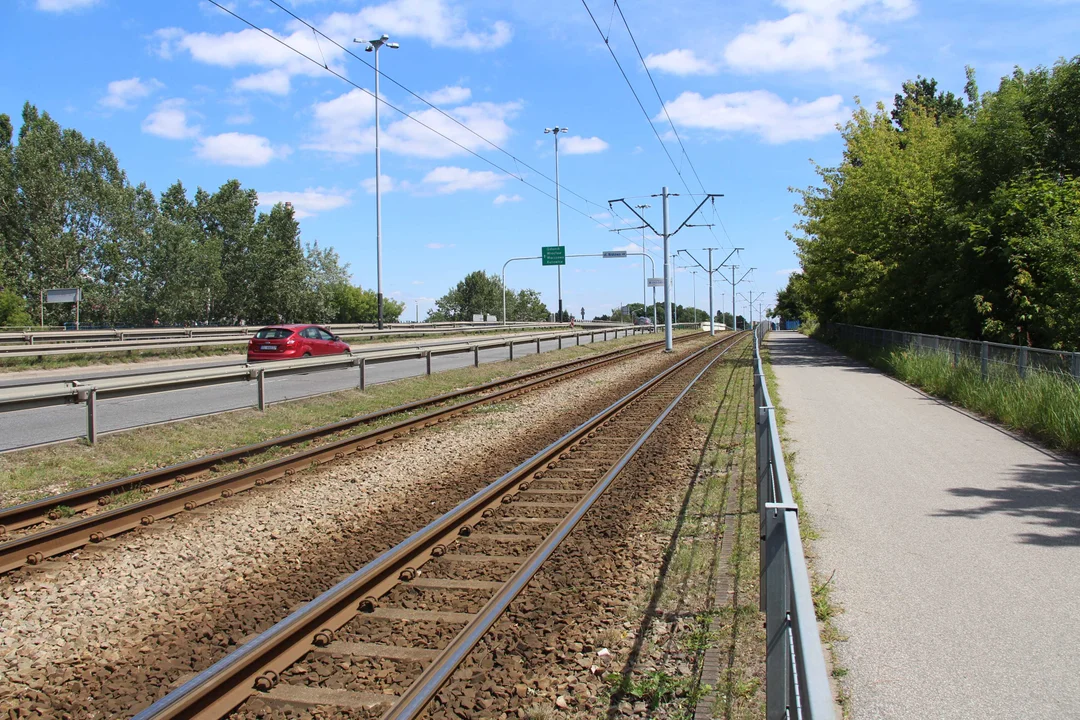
top-left (302, 352), bottom-right (312, 357)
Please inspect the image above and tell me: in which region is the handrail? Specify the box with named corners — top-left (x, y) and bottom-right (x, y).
top-left (0, 326), bottom-right (648, 445)
top-left (753, 323), bottom-right (834, 720)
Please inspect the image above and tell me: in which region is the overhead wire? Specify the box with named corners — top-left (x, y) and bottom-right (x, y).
top-left (204, 0), bottom-right (628, 233)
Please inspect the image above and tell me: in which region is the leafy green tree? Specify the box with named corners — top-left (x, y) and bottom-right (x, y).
top-left (892, 75), bottom-right (965, 130)
top-left (771, 273), bottom-right (811, 323)
top-left (428, 270), bottom-right (548, 321)
top-left (0, 288), bottom-right (31, 326)
top-left (332, 284), bottom-right (404, 323)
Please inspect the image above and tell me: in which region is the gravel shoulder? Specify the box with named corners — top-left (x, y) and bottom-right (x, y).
top-left (0, 337), bottom-right (710, 718)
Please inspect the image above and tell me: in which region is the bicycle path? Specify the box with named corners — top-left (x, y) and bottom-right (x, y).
top-left (766, 331), bottom-right (1080, 720)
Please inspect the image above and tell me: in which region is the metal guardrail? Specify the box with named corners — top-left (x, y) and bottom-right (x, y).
top-left (0, 326), bottom-right (645, 444)
top-left (0, 322), bottom-right (591, 356)
top-left (829, 322), bottom-right (1080, 381)
top-left (754, 324), bottom-right (834, 720)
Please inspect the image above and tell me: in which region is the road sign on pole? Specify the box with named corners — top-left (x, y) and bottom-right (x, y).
top-left (541, 246), bottom-right (566, 266)
top-left (647, 277), bottom-right (664, 288)
top-left (602, 250), bottom-right (627, 259)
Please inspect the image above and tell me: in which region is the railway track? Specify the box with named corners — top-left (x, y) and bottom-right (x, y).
top-left (132, 331), bottom-right (747, 720)
top-left (0, 332), bottom-right (709, 574)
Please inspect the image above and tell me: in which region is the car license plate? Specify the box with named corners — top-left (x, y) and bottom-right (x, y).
top-left (260, 345), bottom-right (276, 351)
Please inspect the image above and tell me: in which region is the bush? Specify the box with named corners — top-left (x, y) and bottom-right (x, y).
top-left (0, 289), bottom-right (32, 326)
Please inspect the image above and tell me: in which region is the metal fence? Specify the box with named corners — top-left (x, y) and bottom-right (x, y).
top-left (754, 324), bottom-right (835, 720)
top-left (829, 323), bottom-right (1080, 382)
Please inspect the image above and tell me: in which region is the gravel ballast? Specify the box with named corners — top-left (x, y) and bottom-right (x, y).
top-left (0, 339), bottom-right (714, 718)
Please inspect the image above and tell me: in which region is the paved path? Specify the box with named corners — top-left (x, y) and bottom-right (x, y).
top-left (767, 331), bottom-right (1080, 720)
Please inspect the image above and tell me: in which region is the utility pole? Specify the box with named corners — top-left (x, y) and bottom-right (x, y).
top-left (690, 270), bottom-right (698, 324)
top-left (544, 126), bottom-right (568, 322)
top-left (635, 204), bottom-right (651, 323)
top-left (726, 266), bottom-right (755, 329)
top-left (610, 190), bottom-right (723, 351)
top-left (679, 245), bottom-right (741, 336)
top-left (355, 33), bottom-right (399, 329)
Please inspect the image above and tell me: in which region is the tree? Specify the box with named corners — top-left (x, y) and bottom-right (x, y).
top-left (0, 288), bottom-right (31, 326)
top-left (333, 284), bottom-right (404, 323)
top-left (892, 76), bottom-right (965, 130)
top-left (771, 273), bottom-right (811, 324)
top-left (428, 270), bottom-right (549, 321)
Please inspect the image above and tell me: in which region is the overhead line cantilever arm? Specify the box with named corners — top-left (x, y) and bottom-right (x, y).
top-left (670, 193), bottom-right (723, 237)
top-left (608, 198), bottom-right (660, 237)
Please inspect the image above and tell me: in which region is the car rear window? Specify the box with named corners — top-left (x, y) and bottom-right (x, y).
top-left (255, 328), bottom-right (293, 339)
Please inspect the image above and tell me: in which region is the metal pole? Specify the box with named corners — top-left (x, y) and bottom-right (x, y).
top-left (257, 369), bottom-right (266, 411)
top-left (707, 248), bottom-right (715, 335)
top-left (553, 130), bottom-right (563, 322)
top-left (39, 290), bottom-right (44, 328)
top-left (732, 266), bottom-right (737, 330)
top-left (86, 388), bottom-right (97, 444)
top-left (691, 270), bottom-right (697, 324)
top-left (662, 187), bottom-right (672, 352)
top-left (374, 43), bottom-right (384, 329)
top-left (502, 262), bottom-right (508, 326)
top-left (75, 291), bottom-right (80, 331)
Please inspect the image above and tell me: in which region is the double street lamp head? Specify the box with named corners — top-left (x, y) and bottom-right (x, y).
top-left (356, 34), bottom-right (399, 51)
top-left (544, 127), bottom-right (568, 135)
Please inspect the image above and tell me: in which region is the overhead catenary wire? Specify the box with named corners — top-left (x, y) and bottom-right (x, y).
top-left (589, 0), bottom-right (737, 250)
top-left (203, 0), bottom-right (626, 233)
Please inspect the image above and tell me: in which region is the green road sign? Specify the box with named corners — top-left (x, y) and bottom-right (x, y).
top-left (541, 246), bottom-right (566, 266)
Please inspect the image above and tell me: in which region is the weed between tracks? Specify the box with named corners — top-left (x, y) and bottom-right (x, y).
top-left (594, 341), bottom-right (767, 720)
top-left (0, 333), bottom-right (689, 507)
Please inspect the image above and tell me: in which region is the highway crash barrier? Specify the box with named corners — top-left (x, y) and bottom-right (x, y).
top-left (0, 326), bottom-right (650, 445)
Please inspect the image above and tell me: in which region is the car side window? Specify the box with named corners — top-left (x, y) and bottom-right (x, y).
top-left (317, 328), bottom-right (334, 341)
top-left (301, 327), bottom-right (317, 339)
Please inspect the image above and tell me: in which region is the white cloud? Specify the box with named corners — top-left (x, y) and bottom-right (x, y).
top-left (723, 0), bottom-right (914, 77)
top-left (150, 28), bottom-right (185, 60)
top-left (422, 166), bottom-right (504, 194)
top-left (195, 133), bottom-right (291, 166)
top-left (141, 99), bottom-right (201, 140)
top-left (101, 77), bottom-right (163, 109)
top-left (226, 112), bottom-right (254, 125)
top-left (361, 174), bottom-right (408, 193)
top-left (661, 90), bottom-right (848, 143)
top-left (643, 49), bottom-right (717, 76)
top-left (36, 0), bottom-right (97, 11)
top-left (321, 0), bottom-right (512, 52)
top-left (411, 280), bottom-right (424, 285)
top-left (423, 86), bottom-right (472, 105)
top-left (306, 89), bottom-right (521, 158)
top-left (425, 242), bottom-right (456, 249)
top-left (493, 194), bottom-right (523, 205)
top-left (234, 70), bottom-right (291, 96)
top-left (560, 135), bottom-right (609, 155)
top-left (257, 188), bottom-right (352, 219)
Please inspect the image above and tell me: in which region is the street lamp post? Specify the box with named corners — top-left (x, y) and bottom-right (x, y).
top-left (544, 126), bottom-right (568, 322)
top-left (355, 33), bottom-right (399, 329)
top-left (690, 270), bottom-right (698, 324)
top-left (634, 204), bottom-right (651, 324)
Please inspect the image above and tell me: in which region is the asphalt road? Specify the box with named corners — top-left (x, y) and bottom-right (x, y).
top-left (767, 331), bottom-right (1080, 719)
top-left (0, 334), bottom-right (614, 452)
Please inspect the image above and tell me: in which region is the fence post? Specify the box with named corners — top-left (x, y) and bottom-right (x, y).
top-left (536, 338), bottom-right (541, 354)
top-left (558, 336), bottom-right (562, 350)
top-left (509, 341), bottom-right (514, 361)
top-left (591, 332), bottom-right (595, 344)
top-left (359, 358), bottom-right (367, 391)
top-left (426, 351), bottom-right (432, 376)
top-left (1019, 346), bottom-right (1028, 379)
top-left (257, 369), bottom-right (267, 411)
top-left (473, 346), bottom-right (480, 368)
top-left (575, 333), bottom-right (580, 346)
top-left (85, 388), bottom-right (98, 445)
top-left (981, 342), bottom-right (989, 381)
top-left (953, 343), bottom-right (959, 369)
top-left (765, 505), bottom-right (792, 720)
top-left (1072, 352), bottom-right (1080, 381)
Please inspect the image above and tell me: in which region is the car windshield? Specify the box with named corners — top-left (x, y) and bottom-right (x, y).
top-left (255, 328), bottom-right (293, 339)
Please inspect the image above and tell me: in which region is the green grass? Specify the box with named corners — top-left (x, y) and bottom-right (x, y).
top-left (0, 332), bottom-right (678, 507)
top-left (824, 335), bottom-right (1080, 454)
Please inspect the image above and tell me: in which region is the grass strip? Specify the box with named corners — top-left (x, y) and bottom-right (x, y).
top-left (816, 331), bottom-right (1080, 454)
top-left (0, 332), bottom-right (684, 507)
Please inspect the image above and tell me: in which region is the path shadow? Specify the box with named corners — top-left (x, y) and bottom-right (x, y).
top-left (765, 332), bottom-right (876, 372)
top-left (935, 462), bottom-right (1080, 546)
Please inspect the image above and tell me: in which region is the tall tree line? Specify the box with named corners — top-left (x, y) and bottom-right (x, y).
top-left (787, 58), bottom-right (1080, 350)
top-left (427, 270), bottom-right (551, 322)
top-left (0, 103), bottom-right (400, 327)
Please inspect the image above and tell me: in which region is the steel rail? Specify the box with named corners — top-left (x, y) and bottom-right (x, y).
top-left (0, 333), bottom-right (709, 571)
top-left (132, 332), bottom-right (747, 720)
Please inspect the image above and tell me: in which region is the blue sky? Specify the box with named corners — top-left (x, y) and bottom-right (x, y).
top-left (3, 0), bottom-right (1078, 321)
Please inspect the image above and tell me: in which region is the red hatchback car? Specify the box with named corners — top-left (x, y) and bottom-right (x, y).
top-left (246, 324), bottom-right (351, 362)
